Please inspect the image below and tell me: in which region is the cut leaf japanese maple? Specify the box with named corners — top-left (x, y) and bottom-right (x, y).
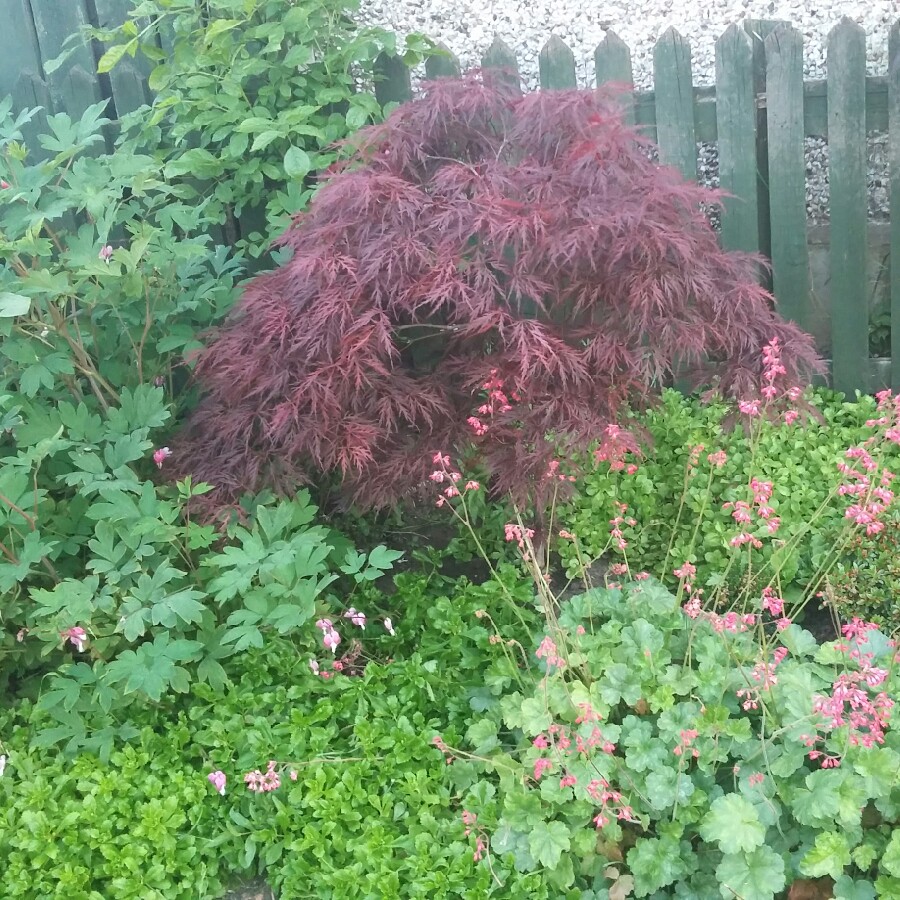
top-left (174, 74), bottom-right (821, 510)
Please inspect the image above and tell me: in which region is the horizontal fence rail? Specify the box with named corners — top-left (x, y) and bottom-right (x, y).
top-left (2, 2), bottom-right (900, 393)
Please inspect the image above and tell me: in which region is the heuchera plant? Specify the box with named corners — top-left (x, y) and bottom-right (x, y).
top-left (174, 75), bottom-right (821, 512)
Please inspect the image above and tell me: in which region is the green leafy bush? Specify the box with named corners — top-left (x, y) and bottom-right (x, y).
top-left (0, 575), bottom-right (543, 899)
top-left (0, 101), bottom-right (404, 744)
top-left (560, 388), bottom-right (896, 601)
top-left (450, 578), bottom-right (900, 898)
top-left (89, 0), bottom-right (434, 257)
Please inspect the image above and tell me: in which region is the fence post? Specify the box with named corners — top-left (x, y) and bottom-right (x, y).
top-left (764, 24), bottom-right (810, 331)
top-left (482, 37), bottom-right (521, 93)
top-left (828, 18), bottom-right (868, 394)
top-left (889, 22), bottom-right (900, 390)
top-left (425, 43), bottom-right (461, 79)
top-left (653, 28), bottom-right (696, 181)
top-left (594, 30), bottom-right (635, 125)
top-left (715, 23), bottom-right (759, 255)
top-left (374, 49), bottom-right (413, 107)
top-left (29, 0), bottom-right (103, 121)
top-left (539, 35), bottom-right (576, 89)
top-left (93, 0), bottom-right (152, 118)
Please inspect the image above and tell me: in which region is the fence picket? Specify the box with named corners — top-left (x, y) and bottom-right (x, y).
top-left (374, 51), bottom-right (412, 106)
top-left (424, 43), bottom-right (461, 79)
top-left (29, 0), bottom-right (102, 119)
top-left (539, 35), bottom-right (576, 89)
top-left (652, 28), bottom-right (696, 181)
top-left (93, 0), bottom-right (152, 117)
top-left (594, 30), bottom-right (635, 125)
top-left (764, 24), bottom-right (809, 330)
top-left (828, 18), bottom-right (868, 393)
top-left (482, 37), bottom-right (520, 93)
top-left (890, 22), bottom-right (900, 389)
top-left (715, 24), bottom-right (759, 255)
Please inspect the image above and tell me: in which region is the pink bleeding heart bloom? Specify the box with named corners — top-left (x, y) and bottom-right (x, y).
top-left (383, 617), bottom-right (395, 636)
top-left (60, 626), bottom-right (88, 652)
top-left (0, 179), bottom-right (9, 189)
top-left (309, 659), bottom-right (319, 675)
top-left (153, 447), bottom-right (171, 468)
top-left (98, 244), bottom-right (113, 263)
top-left (323, 628), bottom-right (341, 653)
top-left (344, 608), bottom-right (366, 629)
top-left (207, 770), bottom-right (226, 795)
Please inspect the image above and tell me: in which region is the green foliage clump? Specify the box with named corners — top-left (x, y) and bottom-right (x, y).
top-left (89, 0), bottom-right (434, 257)
top-left (0, 574), bottom-right (544, 899)
top-left (561, 388), bottom-right (895, 601)
top-left (457, 579), bottom-right (900, 898)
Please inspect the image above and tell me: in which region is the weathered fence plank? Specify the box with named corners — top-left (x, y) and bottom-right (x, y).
top-left (828, 18), bottom-right (868, 394)
top-left (765, 24), bottom-right (810, 329)
top-left (594, 30), bottom-right (635, 125)
top-left (652, 28), bottom-right (696, 181)
top-left (93, 0), bottom-right (152, 117)
top-left (715, 23), bottom-right (759, 255)
top-left (539, 35), bottom-right (576, 89)
top-left (374, 52), bottom-right (412, 106)
top-left (1, 2), bottom-right (44, 108)
top-left (29, 0), bottom-right (103, 119)
top-left (425, 43), bottom-right (461, 79)
top-left (482, 37), bottom-right (521, 93)
top-left (890, 22), bottom-right (900, 390)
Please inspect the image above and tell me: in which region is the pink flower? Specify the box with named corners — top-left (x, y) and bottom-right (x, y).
top-left (60, 626), bottom-right (88, 652)
top-left (707, 450), bottom-right (727, 468)
top-left (739, 399), bottom-right (760, 417)
top-left (465, 480), bottom-right (480, 491)
top-left (344, 608), bottom-right (366, 629)
top-left (309, 659), bottom-right (319, 675)
top-left (98, 244), bottom-right (113, 263)
top-left (289, 770), bottom-right (298, 781)
top-left (383, 617), bottom-right (395, 636)
top-left (533, 757), bottom-right (552, 780)
top-left (15, 628), bottom-right (26, 642)
top-left (244, 760), bottom-right (281, 793)
top-left (207, 770), bottom-right (226, 795)
top-left (323, 628), bottom-right (341, 653)
top-left (153, 447), bottom-right (171, 468)
top-left (0, 179), bottom-right (9, 189)
top-left (315, 618), bottom-right (333, 631)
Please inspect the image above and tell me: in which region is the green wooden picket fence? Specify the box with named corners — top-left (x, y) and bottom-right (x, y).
top-left (3, 1), bottom-right (900, 393)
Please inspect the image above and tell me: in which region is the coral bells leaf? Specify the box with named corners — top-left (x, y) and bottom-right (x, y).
top-left (172, 75), bottom-right (821, 513)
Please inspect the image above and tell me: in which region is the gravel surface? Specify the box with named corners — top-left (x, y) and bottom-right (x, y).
top-left (359, 0), bottom-right (898, 221)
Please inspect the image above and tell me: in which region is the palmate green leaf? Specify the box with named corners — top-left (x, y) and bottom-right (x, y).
top-left (833, 876), bottom-right (876, 900)
top-left (0, 291), bottom-right (31, 316)
top-left (884, 830), bottom-right (900, 878)
top-left (527, 820), bottom-right (570, 869)
top-left (800, 831), bottom-right (851, 880)
top-left (700, 793), bottom-right (766, 853)
top-left (627, 835), bottom-right (688, 897)
top-left (716, 847), bottom-right (785, 900)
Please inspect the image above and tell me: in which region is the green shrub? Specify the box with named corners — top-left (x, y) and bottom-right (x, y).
top-left (451, 578), bottom-right (900, 898)
top-left (560, 388), bottom-right (895, 602)
top-left (88, 0), bottom-right (434, 258)
top-left (0, 575), bottom-right (544, 899)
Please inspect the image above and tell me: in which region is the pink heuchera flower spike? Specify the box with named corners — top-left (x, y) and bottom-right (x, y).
top-left (207, 770), bottom-right (226, 795)
top-left (60, 626), bottom-right (88, 652)
top-left (153, 447), bottom-right (171, 468)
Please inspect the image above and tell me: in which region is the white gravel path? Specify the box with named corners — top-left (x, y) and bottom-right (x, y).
top-left (358, 0), bottom-right (899, 221)
top-left (359, 0), bottom-right (897, 90)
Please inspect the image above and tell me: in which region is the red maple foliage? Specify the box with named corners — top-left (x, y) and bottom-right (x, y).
top-left (173, 74), bottom-right (821, 511)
